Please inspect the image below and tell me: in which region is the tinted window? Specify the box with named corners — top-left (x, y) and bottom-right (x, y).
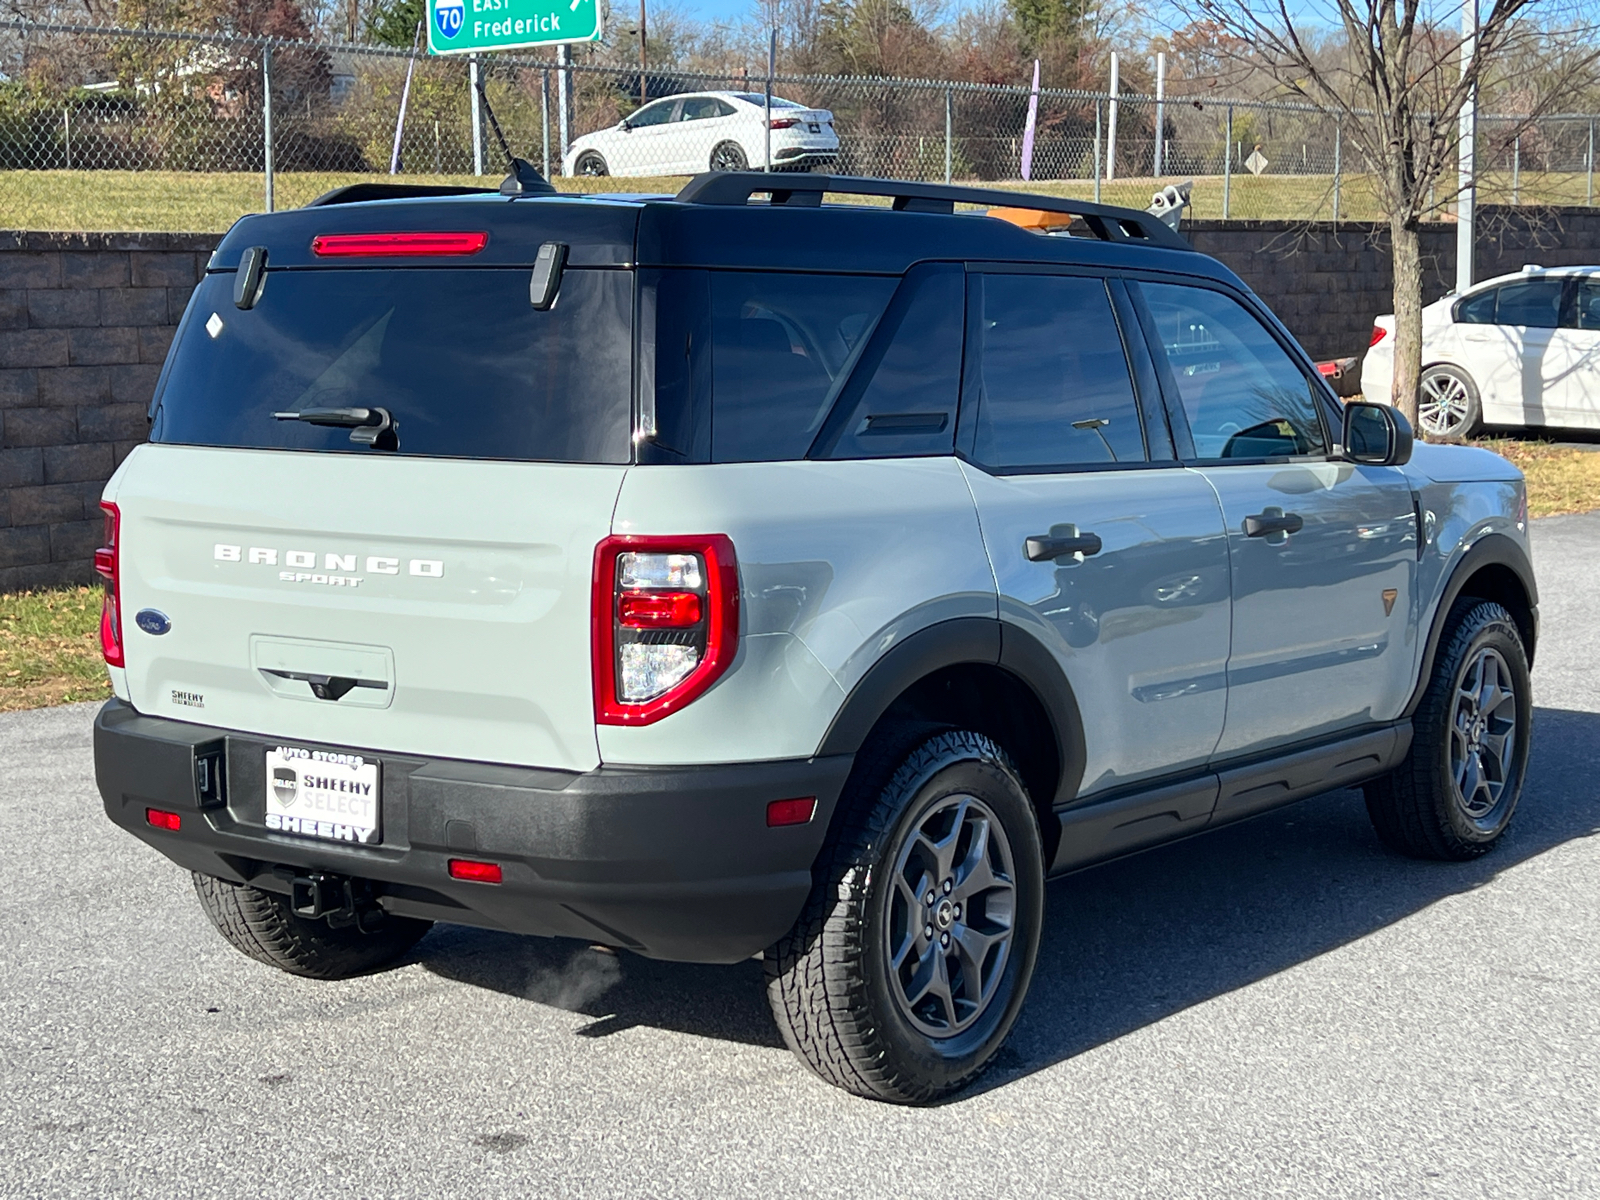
top-left (1137, 281), bottom-right (1325, 460)
top-left (969, 273), bottom-right (1145, 469)
top-left (814, 264), bottom-right (963, 460)
top-left (1493, 278), bottom-right (1563, 328)
top-left (1456, 288), bottom-right (1498, 324)
top-left (1571, 280), bottom-right (1600, 330)
top-left (152, 269), bottom-right (632, 463)
top-left (678, 96), bottom-right (727, 121)
top-left (709, 271), bottom-right (895, 462)
top-left (629, 99), bottom-right (676, 127)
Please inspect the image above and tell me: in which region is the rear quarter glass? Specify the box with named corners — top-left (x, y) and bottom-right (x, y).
top-left (151, 268), bottom-right (633, 464)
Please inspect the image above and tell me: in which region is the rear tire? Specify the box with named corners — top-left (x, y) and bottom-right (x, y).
top-left (573, 151), bottom-right (608, 177)
top-left (709, 141), bottom-right (748, 171)
top-left (1417, 363), bottom-right (1481, 441)
top-left (765, 728), bottom-right (1045, 1103)
top-left (192, 873), bottom-right (431, 980)
top-left (1364, 599), bottom-right (1531, 860)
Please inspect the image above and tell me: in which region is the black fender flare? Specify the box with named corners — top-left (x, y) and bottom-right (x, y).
top-left (1404, 531), bottom-right (1538, 717)
top-left (816, 617), bottom-right (1086, 808)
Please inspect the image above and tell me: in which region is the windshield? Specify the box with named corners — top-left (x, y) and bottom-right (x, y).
top-left (151, 267), bottom-right (633, 463)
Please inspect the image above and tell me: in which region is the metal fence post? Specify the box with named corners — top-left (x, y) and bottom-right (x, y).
top-left (764, 29), bottom-right (775, 172)
top-left (469, 55), bottom-right (483, 176)
top-left (1223, 105), bottom-right (1232, 219)
top-left (262, 44), bottom-right (275, 213)
top-left (558, 45), bottom-right (571, 168)
top-left (1153, 51), bottom-right (1165, 178)
top-left (1588, 119), bottom-right (1594, 206)
top-left (1512, 133), bottom-right (1520, 204)
top-left (1094, 98), bottom-right (1102, 203)
top-left (1333, 118), bottom-right (1342, 222)
top-left (1106, 53), bottom-right (1119, 183)
top-left (944, 87), bottom-right (952, 184)
top-left (542, 69), bottom-right (551, 180)
top-left (62, 107), bottom-right (70, 169)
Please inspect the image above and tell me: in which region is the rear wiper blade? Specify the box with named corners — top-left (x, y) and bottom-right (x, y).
top-left (273, 406), bottom-right (398, 450)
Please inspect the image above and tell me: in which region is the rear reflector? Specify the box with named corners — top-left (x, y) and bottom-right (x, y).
top-left (766, 797), bottom-right (818, 827)
top-left (312, 232), bottom-right (489, 258)
top-left (448, 858), bottom-right (503, 884)
top-left (145, 808), bottom-right (181, 831)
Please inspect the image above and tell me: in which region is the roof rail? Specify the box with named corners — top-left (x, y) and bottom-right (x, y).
top-left (673, 172), bottom-right (1191, 251)
top-left (306, 182), bottom-right (497, 208)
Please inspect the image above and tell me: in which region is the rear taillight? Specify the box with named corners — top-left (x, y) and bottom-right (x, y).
top-left (592, 535), bottom-right (738, 725)
top-left (769, 116), bottom-right (800, 129)
top-left (95, 500), bottom-right (123, 668)
top-left (1370, 325), bottom-right (1388, 346)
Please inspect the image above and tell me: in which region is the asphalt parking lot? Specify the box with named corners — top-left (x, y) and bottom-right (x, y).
top-left (3, 513), bottom-right (1597, 1200)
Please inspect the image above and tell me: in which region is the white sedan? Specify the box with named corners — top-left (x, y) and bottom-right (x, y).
top-left (562, 91), bottom-right (838, 178)
top-left (1363, 264), bottom-right (1600, 439)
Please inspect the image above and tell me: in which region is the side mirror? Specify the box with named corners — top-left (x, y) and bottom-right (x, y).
top-left (1343, 400), bottom-right (1413, 467)
top-left (618, 118), bottom-right (632, 132)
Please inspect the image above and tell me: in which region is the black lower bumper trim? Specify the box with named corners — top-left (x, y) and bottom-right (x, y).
top-left (94, 699), bottom-right (852, 963)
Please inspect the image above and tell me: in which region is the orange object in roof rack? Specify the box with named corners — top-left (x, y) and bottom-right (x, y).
top-left (986, 206), bottom-right (1077, 232)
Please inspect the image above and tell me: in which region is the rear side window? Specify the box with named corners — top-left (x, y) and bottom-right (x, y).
top-left (151, 268), bottom-right (633, 463)
top-left (967, 273), bottom-right (1147, 469)
top-left (1136, 281), bottom-right (1326, 461)
top-left (1492, 278), bottom-right (1563, 328)
top-left (1455, 288), bottom-right (1498, 324)
top-left (708, 271), bottom-right (896, 462)
top-left (1570, 279), bottom-right (1600, 330)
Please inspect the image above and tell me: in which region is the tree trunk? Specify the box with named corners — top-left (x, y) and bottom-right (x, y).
top-left (1388, 217), bottom-right (1424, 433)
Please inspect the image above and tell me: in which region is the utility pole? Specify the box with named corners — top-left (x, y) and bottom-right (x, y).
top-left (558, 44), bottom-right (571, 167)
top-left (1107, 53), bottom-right (1119, 183)
top-left (1457, 0), bottom-right (1477, 293)
top-left (638, 0), bottom-right (648, 105)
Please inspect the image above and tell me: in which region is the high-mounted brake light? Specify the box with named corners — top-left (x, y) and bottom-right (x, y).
top-left (1370, 325), bottom-right (1388, 346)
top-left (95, 500), bottom-right (123, 668)
top-left (593, 535), bottom-right (738, 725)
top-left (311, 232), bottom-right (489, 258)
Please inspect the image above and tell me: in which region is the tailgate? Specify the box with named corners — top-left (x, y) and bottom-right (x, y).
top-left (109, 444), bottom-right (623, 772)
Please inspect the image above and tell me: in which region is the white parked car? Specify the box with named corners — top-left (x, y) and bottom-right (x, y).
top-left (562, 91), bottom-right (838, 178)
top-left (1363, 264), bottom-right (1600, 440)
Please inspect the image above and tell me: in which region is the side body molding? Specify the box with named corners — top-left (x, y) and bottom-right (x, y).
top-left (1405, 531), bottom-right (1538, 718)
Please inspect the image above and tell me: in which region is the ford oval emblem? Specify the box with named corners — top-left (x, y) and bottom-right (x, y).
top-left (135, 608), bottom-right (171, 636)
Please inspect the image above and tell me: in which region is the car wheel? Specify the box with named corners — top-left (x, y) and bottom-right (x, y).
top-left (764, 727), bottom-right (1045, 1103)
top-left (1364, 598), bottom-right (1531, 860)
top-left (192, 873), bottom-right (432, 979)
top-left (709, 141), bottom-right (748, 172)
top-left (573, 151), bottom-right (608, 177)
top-left (1417, 364), bottom-right (1481, 441)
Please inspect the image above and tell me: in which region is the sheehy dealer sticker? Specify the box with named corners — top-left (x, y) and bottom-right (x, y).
top-left (265, 746), bottom-right (380, 844)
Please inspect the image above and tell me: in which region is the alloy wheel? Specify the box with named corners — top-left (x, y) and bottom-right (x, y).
top-left (1418, 370), bottom-right (1473, 438)
top-left (1450, 646), bottom-right (1518, 821)
top-left (883, 793), bottom-right (1016, 1038)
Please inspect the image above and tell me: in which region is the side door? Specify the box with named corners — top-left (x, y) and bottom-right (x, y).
top-left (956, 268), bottom-right (1233, 799)
top-left (1128, 278), bottom-right (1417, 761)
top-left (673, 95), bottom-right (741, 173)
top-left (1453, 276), bottom-right (1564, 425)
top-left (614, 97), bottom-right (680, 175)
top-left (1548, 275), bottom-right (1600, 429)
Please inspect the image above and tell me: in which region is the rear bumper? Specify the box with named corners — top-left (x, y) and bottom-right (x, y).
top-left (94, 699), bottom-right (852, 963)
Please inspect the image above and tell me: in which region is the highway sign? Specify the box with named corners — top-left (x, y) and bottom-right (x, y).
top-left (427, 0), bottom-right (602, 54)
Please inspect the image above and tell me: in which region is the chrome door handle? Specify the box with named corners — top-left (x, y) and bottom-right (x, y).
top-left (1243, 511), bottom-right (1304, 538)
top-left (1025, 532), bottom-right (1103, 561)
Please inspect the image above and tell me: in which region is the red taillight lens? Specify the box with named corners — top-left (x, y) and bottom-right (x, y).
top-left (448, 859), bottom-right (503, 884)
top-left (1370, 324), bottom-right (1387, 346)
top-left (592, 535), bottom-right (738, 726)
top-left (769, 116), bottom-right (800, 129)
top-left (145, 808), bottom-right (181, 831)
top-left (311, 232), bottom-right (489, 258)
top-left (618, 591), bottom-right (703, 629)
top-left (96, 500), bottom-right (123, 668)
top-left (766, 797), bottom-right (818, 827)
top-left (1316, 360), bottom-right (1339, 376)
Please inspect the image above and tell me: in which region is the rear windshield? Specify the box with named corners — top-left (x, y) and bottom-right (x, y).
top-left (151, 268), bottom-right (633, 464)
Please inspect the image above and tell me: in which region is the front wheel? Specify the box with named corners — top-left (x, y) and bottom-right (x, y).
top-left (1418, 364), bottom-right (1481, 441)
top-left (765, 728), bottom-right (1045, 1103)
top-left (572, 150), bottom-right (608, 177)
top-left (1364, 599), bottom-right (1532, 860)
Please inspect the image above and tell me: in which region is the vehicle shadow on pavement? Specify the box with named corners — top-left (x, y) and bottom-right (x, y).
top-left (417, 706), bottom-right (1600, 1091)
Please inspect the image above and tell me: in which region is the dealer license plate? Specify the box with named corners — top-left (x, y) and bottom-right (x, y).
top-left (264, 746), bottom-right (381, 845)
top-left (808, 122), bottom-right (821, 132)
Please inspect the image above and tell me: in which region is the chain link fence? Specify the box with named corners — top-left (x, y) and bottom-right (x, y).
top-left (2, 19), bottom-right (1598, 225)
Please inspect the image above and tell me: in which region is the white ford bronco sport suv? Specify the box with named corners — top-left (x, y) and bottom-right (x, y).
top-left (94, 170), bottom-right (1538, 1103)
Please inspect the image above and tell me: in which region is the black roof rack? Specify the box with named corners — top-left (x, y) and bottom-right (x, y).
top-left (674, 172), bottom-right (1191, 251)
top-left (307, 182), bottom-right (497, 208)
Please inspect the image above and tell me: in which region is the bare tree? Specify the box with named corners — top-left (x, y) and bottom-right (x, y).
top-left (1176, 0), bottom-right (1600, 430)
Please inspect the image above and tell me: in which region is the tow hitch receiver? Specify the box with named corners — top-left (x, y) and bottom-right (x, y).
top-left (285, 871), bottom-right (387, 932)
